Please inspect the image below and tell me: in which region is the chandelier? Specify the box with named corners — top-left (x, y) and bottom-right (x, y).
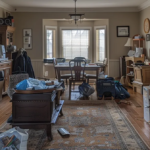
top-left (69, 0), bottom-right (84, 24)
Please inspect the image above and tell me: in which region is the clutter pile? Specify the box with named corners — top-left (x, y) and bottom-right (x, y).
top-left (16, 78), bottom-right (60, 90)
top-left (0, 127), bottom-right (28, 150)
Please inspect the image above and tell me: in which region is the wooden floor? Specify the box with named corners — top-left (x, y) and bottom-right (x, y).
top-left (0, 83), bottom-right (150, 148)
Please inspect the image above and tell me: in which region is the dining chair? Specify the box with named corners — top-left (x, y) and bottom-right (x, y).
top-left (74, 57), bottom-right (86, 61)
top-left (53, 58), bottom-right (71, 84)
top-left (69, 59), bottom-right (86, 100)
top-left (56, 58), bottom-right (66, 63)
top-left (86, 58), bottom-right (108, 83)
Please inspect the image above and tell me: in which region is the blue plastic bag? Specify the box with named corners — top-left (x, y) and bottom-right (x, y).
top-left (16, 78), bottom-right (47, 90)
top-left (16, 79), bottom-right (28, 90)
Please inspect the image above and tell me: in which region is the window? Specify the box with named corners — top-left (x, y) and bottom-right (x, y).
top-left (46, 29), bottom-right (55, 58)
top-left (96, 29), bottom-right (106, 62)
top-left (62, 30), bottom-right (89, 59)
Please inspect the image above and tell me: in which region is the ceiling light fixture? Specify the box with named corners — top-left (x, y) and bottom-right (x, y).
top-left (69, 0), bottom-right (84, 24)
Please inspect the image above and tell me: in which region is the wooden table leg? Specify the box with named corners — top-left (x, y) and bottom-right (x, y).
top-left (60, 108), bottom-right (63, 116)
top-left (47, 124), bottom-right (53, 141)
top-left (56, 68), bottom-right (61, 82)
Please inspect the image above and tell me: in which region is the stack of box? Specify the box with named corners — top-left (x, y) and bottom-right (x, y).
top-left (143, 86), bottom-right (150, 122)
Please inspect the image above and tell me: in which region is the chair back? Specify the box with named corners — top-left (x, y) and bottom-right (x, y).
top-left (103, 58), bottom-right (108, 65)
top-left (74, 57), bottom-right (86, 61)
top-left (56, 58), bottom-right (65, 63)
top-left (69, 59), bottom-right (86, 80)
top-left (7, 73), bottom-right (29, 99)
top-left (53, 58), bottom-right (57, 79)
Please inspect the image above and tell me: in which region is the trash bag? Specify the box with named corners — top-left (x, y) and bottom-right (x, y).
top-left (79, 83), bottom-right (95, 97)
top-left (115, 81), bottom-right (130, 99)
top-left (16, 78), bottom-right (46, 90)
top-left (0, 127), bottom-right (29, 150)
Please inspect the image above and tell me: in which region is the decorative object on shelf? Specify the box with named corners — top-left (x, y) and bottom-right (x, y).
top-left (134, 35), bottom-right (143, 39)
top-left (146, 34), bottom-right (150, 41)
top-left (144, 59), bottom-right (149, 65)
top-left (134, 47), bottom-right (143, 57)
top-left (0, 16), bottom-right (13, 26)
top-left (144, 18), bottom-right (150, 33)
top-left (117, 26), bottom-right (130, 37)
top-left (23, 29), bottom-right (32, 49)
top-left (69, 0), bottom-right (84, 24)
top-left (127, 50), bottom-right (135, 57)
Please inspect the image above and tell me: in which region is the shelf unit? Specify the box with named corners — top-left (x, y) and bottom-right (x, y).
top-left (125, 57), bottom-right (144, 88)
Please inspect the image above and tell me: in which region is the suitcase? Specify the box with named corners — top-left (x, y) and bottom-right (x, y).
top-left (97, 78), bottom-right (115, 99)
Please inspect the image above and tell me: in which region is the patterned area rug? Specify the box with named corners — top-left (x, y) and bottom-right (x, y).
top-left (43, 100), bottom-right (149, 150)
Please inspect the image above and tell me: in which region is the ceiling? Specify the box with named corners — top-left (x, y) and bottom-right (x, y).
top-left (0, 0), bottom-right (150, 12)
top-left (2, 0), bottom-right (147, 8)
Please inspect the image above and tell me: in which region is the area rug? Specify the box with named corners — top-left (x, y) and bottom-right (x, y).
top-left (43, 100), bottom-right (149, 150)
top-left (0, 122), bottom-right (46, 150)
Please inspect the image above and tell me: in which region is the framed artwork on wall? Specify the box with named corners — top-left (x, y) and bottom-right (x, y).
top-left (23, 29), bottom-right (32, 49)
top-left (117, 26), bottom-right (130, 37)
top-left (146, 34), bottom-right (150, 41)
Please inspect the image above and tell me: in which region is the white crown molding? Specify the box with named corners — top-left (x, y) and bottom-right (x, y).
top-left (138, 0), bottom-right (150, 11)
top-left (13, 7), bottom-right (139, 13)
top-left (0, 0), bottom-right (14, 12)
top-left (0, 0), bottom-right (150, 13)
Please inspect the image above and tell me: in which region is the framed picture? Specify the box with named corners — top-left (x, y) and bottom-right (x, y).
top-left (23, 29), bottom-right (32, 49)
top-left (117, 26), bottom-right (130, 37)
top-left (146, 34), bottom-right (150, 41)
top-left (23, 37), bottom-right (32, 49)
top-left (23, 29), bottom-right (32, 36)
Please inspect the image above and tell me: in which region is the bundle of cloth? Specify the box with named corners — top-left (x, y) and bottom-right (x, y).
top-left (13, 48), bottom-right (35, 78)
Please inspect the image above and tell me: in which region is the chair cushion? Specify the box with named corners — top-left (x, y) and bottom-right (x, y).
top-left (86, 74), bottom-right (97, 78)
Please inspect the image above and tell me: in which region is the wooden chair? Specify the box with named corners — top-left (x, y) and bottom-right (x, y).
top-left (69, 59), bottom-right (86, 100)
top-left (74, 57), bottom-right (86, 61)
top-left (53, 58), bottom-right (71, 84)
top-left (86, 58), bottom-right (108, 83)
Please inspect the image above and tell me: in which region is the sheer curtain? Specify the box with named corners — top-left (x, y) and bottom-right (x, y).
top-left (62, 30), bottom-right (89, 59)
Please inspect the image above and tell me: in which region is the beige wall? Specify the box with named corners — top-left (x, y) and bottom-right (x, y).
top-left (140, 7), bottom-right (150, 59)
top-left (12, 12), bottom-right (139, 60)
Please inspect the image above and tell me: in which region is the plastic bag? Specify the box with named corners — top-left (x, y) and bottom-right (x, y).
top-left (16, 78), bottom-right (47, 90)
top-left (115, 81), bottom-right (130, 99)
top-left (79, 83), bottom-right (95, 97)
top-left (0, 127), bottom-right (29, 150)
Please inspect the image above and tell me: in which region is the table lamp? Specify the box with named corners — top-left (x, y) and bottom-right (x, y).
top-left (124, 38), bottom-right (133, 50)
top-left (124, 38), bottom-right (135, 56)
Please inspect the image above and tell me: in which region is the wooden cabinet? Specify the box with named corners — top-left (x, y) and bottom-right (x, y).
top-left (134, 66), bottom-right (150, 85)
top-left (134, 67), bottom-right (142, 82)
top-left (0, 60), bottom-right (12, 94)
top-left (0, 26), bottom-right (15, 59)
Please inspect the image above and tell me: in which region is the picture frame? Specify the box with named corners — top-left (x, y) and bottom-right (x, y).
top-left (23, 29), bottom-right (32, 49)
top-left (146, 34), bottom-right (150, 41)
top-left (23, 29), bottom-right (32, 37)
top-left (117, 26), bottom-right (130, 37)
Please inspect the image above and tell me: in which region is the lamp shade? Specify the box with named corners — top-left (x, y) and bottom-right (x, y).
top-left (124, 38), bottom-right (133, 47)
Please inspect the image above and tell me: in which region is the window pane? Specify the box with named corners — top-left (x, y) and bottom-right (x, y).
top-left (62, 30), bottom-right (89, 59)
top-left (97, 29), bottom-right (105, 61)
top-left (46, 30), bottom-right (53, 58)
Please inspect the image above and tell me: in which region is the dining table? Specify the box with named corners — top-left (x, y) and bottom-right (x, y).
top-left (55, 63), bottom-right (105, 82)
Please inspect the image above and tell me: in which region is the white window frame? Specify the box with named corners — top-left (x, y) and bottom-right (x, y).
top-left (60, 27), bottom-right (92, 61)
top-left (44, 26), bottom-right (57, 58)
top-left (94, 26), bottom-right (106, 62)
